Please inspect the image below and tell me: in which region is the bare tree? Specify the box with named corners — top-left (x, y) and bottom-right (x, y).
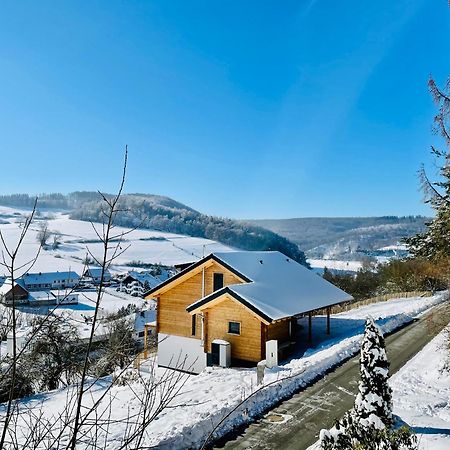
top-left (0, 149), bottom-right (193, 450)
top-left (52, 230), bottom-right (63, 250)
top-left (0, 199), bottom-right (40, 448)
top-left (67, 149), bottom-right (131, 449)
top-left (36, 221), bottom-right (51, 247)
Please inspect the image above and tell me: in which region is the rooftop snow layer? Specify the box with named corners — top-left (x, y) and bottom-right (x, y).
top-left (0, 278), bottom-right (27, 294)
top-left (125, 271), bottom-right (161, 288)
top-left (22, 271), bottom-right (80, 285)
top-left (84, 268), bottom-right (110, 278)
top-left (189, 251), bottom-right (353, 321)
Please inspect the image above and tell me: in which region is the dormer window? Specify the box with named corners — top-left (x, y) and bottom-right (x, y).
top-left (213, 273), bottom-right (224, 292)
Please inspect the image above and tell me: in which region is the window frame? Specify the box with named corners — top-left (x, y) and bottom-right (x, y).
top-left (227, 321), bottom-right (241, 335)
top-left (213, 272), bottom-right (224, 292)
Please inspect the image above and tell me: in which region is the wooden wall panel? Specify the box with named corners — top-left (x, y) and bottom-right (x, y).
top-left (158, 262), bottom-right (243, 339)
top-left (267, 320), bottom-right (290, 342)
top-left (205, 296), bottom-right (262, 362)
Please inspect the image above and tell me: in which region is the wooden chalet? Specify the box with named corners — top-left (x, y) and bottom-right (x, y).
top-left (145, 251), bottom-right (353, 373)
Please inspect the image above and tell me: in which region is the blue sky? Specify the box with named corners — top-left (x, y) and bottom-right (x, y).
top-left (0, 1), bottom-right (449, 219)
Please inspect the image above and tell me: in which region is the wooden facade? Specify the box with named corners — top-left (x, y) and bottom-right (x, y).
top-left (203, 295), bottom-right (263, 362)
top-left (0, 283), bottom-right (29, 305)
top-left (156, 260), bottom-right (244, 339)
top-left (150, 259), bottom-right (294, 365)
top-left (145, 251), bottom-right (353, 372)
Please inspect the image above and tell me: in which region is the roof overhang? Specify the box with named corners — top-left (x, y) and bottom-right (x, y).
top-left (186, 286), bottom-right (272, 325)
top-left (186, 287), bottom-right (354, 325)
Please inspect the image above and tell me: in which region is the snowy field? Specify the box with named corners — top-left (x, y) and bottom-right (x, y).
top-left (390, 326), bottom-right (450, 449)
top-left (1, 292), bottom-right (447, 449)
top-left (308, 259), bottom-right (363, 273)
top-left (7, 288), bottom-right (151, 340)
top-left (0, 205), bottom-right (234, 277)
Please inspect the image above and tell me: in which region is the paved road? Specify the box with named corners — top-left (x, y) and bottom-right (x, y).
top-left (215, 300), bottom-right (450, 450)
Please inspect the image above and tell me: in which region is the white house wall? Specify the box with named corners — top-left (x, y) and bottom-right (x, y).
top-left (157, 333), bottom-right (207, 374)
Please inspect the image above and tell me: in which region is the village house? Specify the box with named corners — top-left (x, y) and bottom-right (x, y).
top-left (83, 268), bottom-right (112, 284)
top-left (28, 290), bottom-right (79, 306)
top-left (145, 251), bottom-right (353, 374)
top-left (22, 271), bottom-right (80, 291)
top-left (0, 279), bottom-right (29, 306)
top-left (133, 305), bottom-right (157, 342)
top-left (120, 271), bottom-right (162, 297)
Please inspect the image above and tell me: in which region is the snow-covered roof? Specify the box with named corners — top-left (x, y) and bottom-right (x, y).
top-left (22, 271), bottom-right (80, 285)
top-left (0, 278), bottom-right (27, 294)
top-left (124, 271), bottom-right (161, 288)
top-left (30, 290), bottom-right (55, 300)
top-left (84, 268), bottom-right (111, 278)
top-left (134, 309), bottom-right (157, 330)
top-left (187, 251), bottom-right (353, 322)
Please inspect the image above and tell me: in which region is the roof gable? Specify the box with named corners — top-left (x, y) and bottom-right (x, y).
top-left (84, 268), bottom-right (111, 277)
top-left (186, 287), bottom-right (272, 324)
top-left (144, 254), bottom-right (251, 298)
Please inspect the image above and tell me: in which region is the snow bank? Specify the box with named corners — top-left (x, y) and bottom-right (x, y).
top-left (390, 324), bottom-right (450, 449)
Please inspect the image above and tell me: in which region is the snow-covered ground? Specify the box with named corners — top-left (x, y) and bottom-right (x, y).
top-left (0, 205), bottom-right (234, 277)
top-left (1, 292), bottom-right (447, 449)
top-left (0, 205), bottom-right (232, 342)
top-left (0, 206), bottom-right (208, 346)
top-left (308, 259), bottom-right (363, 273)
top-left (295, 294), bottom-right (446, 357)
top-left (1, 287), bottom-right (152, 341)
top-left (390, 326), bottom-right (450, 449)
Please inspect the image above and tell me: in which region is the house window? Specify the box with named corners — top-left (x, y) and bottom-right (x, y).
top-left (228, 321), bottom-right (241, 335)
top-left (191, 314), bottom-right (197, 336)
top-left (213, 273), bottom-right (224, 292)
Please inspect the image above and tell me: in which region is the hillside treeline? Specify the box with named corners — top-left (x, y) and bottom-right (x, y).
top-left (0, 193), bottom-right (308, 266)
top-left (324, 258), bottom-right (450, 300)
top-left (70, 194), bottom-right (308, 266)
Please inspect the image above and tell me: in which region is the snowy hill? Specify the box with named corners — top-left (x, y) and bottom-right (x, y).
top-left (248, 216), bottom-right (428, 260)
top-left (0, 193), bottom-right (308, 266)
top-left (0, 205), bottom-right (234, 277)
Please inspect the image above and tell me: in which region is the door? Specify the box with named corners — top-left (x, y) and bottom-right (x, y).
top-left (211, 343), bottom-right (220, 365)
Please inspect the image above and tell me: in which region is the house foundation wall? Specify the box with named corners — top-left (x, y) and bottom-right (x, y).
top-left (157, 333), bottom-right (207, 374)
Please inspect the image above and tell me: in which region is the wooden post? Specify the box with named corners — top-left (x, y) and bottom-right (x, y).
top-left (155, 297), bottom-right (160, 334)
top-left (261, 323), bottom-right (267, 360)
top-left (308, 312), bottom-right (312, 343)
top-left (203, 311), bottom-right (208, 352)
top-left (143, 324), bottom-right (148, 359)
top-left (326, 307), bottom-right (331, 335)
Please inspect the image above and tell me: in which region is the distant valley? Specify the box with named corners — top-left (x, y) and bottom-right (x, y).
top-left (0, 193), bottom-right (308, 266)
top-left (247, 216), bottom-right (429, 260)
top-left (0, 194), bottom-right (429, 265)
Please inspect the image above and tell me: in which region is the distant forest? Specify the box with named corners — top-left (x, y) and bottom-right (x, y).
top-left (0, 192), bottom-right (308, 266)
top-left (249, 216), bottom-right (429, 259)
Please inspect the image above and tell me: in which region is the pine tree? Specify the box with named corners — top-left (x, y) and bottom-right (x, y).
top-left (405, 77), bottom-right (450, 259)
top-left (354, 316), bottom-right (393, 429)
top-left (319, 318), bottom-right (416, 449)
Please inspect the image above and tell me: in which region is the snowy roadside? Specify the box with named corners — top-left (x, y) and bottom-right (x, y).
top-left (1, 292), bottom-right (448, 449)
top-left (390, 323), bottom-right (450, 449)
top-left (308, 302), bottom-right (450, 450)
